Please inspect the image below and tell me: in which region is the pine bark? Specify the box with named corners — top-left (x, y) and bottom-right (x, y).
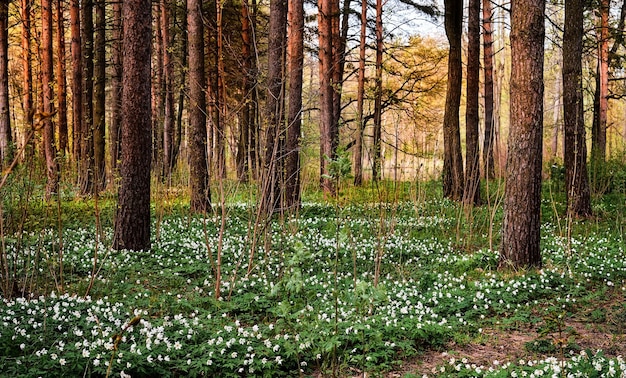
top-left (318, 0), bottom-right (336, 194)
top-left (188, 0), bottom-right (211, 212)
top-left (591, 0), bottom-right (609, 167)
top-left (500, 0), bottom-right (545, 269)
top-left (42, 0), bottom-right (59, 199)
top-left (442, 0), bottom-right (464, 200)
top-left (236, 0), bottom-right (253, 182)
top-left (563, 0), bottom-right (592, 217)
top-left (0, 0), bottom-right (11, 165)
top-left (161, 0), bottom-right (175, 182)
top-left (113, 0), bottom-right (153, 251)
top-left (260, 0), bottom-right (288, 215)
top-left (353, 0), bottom-right (367, 185)
top-left (464, 0), bottom-right (481, 205)
top-left (22, 0), bottom-right (34, 153)
top-left (70, 0), bottom-right (82, 163)
top-left (80, 0), bottom-right (95, 195)
top-left (482, 0), bottom-right (495, 179)
top-left (55, 0), bottom-right (68, 158)
top-left (372, 0), bottom-right (383, 181)
top-left (285, 0), bottom-right (304, 209)
top-left (109, 0), bottom-right (122, 181)
top-left (93, 0), bottom-right (106, 190)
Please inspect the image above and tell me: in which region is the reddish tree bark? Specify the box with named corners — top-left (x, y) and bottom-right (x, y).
top-left (70, 0), bottom-right (82, 163)
top-left (500, 0), bottom-right (545, 269)
top-left (372, 0), bottom-right (383, 181)
top-left (55, 0), bottom-right (68, 157)
top-left (592, 0), bottom-right (609, 167)
top-left (42, 0), bottom-right (59, 199)
top-left (482, 0), bottom-right (495, 179)
top-left (353, 0), bottom-right (368, 185)
top-left (0, 0), bottom-right (11, 165)
top-left (94, 0), bottom-right (106, 190)
top-left (109, 0), bottom-right (122, 181)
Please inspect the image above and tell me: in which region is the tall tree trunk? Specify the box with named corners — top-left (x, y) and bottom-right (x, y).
top-left (80, 0), bottom-right (95, 195)
top-left (109, 0), bottom-right (122, 183)
top-left (464, 0), bottom-right (481, 205)
top-left (55, 0), bottom-right (68, 158)
top-left (188, 0), bottom-right (211, 212)
top-left (442, 0), bottom-right (464, 200)
top-left (372, 0), bottom-right (383, 181)
top-left (500, 0), bottom-right (545, 269)
top-left (22, 0), bottom-right (33, 157)
top-left (285, 0), bottom-right (304, 210)
top-left (563, 0), bottom-right (592, 217)
top-left (161, 0), bottom-right (175, 182)
top-left (260, 0), bottom-right (288, 215)
top-left (236, 0), bottom-right (252, 182)
top-left (551, 69), bottom-right (562, 160)
top-left (152, 13), bottom-right (164, 170)
top-left (0, 0), bottom-right (11, 165)
top-left (592, 0), bottom-right (609, 170)
top-left (353, 0), bottom-right (367, 185)
top-left (113, 0), bottom-right (153, 251)
top-left (42, 0), bottom-right (59, 199)
top-left (172, 4), bottom-right (186, 173)
top-left (318, 0), bottom-right (336, 195)
top-left (482, 0), bottom-right (495, 179)
top-left (93, 0), bottom-right (106, 190)
top-left (215, 0), bottom-right (226, 179)
top-left (70, 0), bottom-right (82, 164)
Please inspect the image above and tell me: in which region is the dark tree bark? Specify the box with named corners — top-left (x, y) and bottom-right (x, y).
top-left (172, 5), bottom-right (186, 173)
top-left (94, 0), bottom-right (106, 190)
top-left (70, 0), bottom-right (82, 163)
top-left (80, 0), bottom-right (95, 195)
top-left (500, 0), bottom-right (545, 269)
top-left (161, 0), bottom-right (175, 182)
top-left (353, 0), bottom-right (367, 185)
top-left (42, 0), bottom-right (59, 199)
top-left (152, 13), bottom-right (164, 169)
top-left (260, 0), bottom-right (288, 215)
top-left (55, 0), bottom-right (68, 158)
top-left (464, 0), bottom-right (481, 205)
top-left (236, 0), bottom-right (253, 182)
top-left (188, 0), bottom-right (211, 212)
top-left (215, 0), bottom-right (226, 179)
top-left (482, 0), bottom-right (495, 179)
top-left (318, 0), bottom-right (337, 195)
top-left (22, 0), bottom-right (34, 155)
top-left (113, 0), bottom-right (153, 251)
top-left (109, 0), bottom-right (122, 182)
top-left (372, 0), bottom-right (383, 181)
top-left (0, 0), bottom-right (11, 165)
top-left (442, 0), bottom-right (464, 201)
top-left (285, 0), bottom-right (304, 209)
top-left (591, 0), bottom-right (609, 169)
top-left (563, 0), bottom-right (592, 217)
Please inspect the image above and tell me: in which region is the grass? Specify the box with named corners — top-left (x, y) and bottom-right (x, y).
top-left (1, 174), bottom-right (625, 377)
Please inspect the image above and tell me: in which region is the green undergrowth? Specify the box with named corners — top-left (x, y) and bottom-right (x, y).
top-left (0, 179), bottom-right (625, 377)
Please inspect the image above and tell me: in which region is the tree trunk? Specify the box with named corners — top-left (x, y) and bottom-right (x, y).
top-left (22, 0), bottom-right (34, 157)
top-left (113, 0), bottom-right (153, 251)
top-left (93, 0), bottom-right (106, 190)
top-left (42, 0), bottom-right (59, 199)
top-left (318, 0), bottom-right (336, 195)
top-left (260, 0), bottom-right (288, 215)
top-left (172, 5), bottom-right (186, 173)
top-left (285, 0), bottom-right (304, 210)
top-left (500, 0), bottom-right (545, 269)
top-left (161, 0), bottom-right (175, 182)
top-left (55, 0), bottom-right (68, 158)
top-left (188, 0), bottom-right (211, 213)
top-left (551, 70), bottom-right (562, 160)
top-left (236, 0), bottom-right (252, 182)
top-left (152, 14), bottom-right (164, 170)
top-left (215, 0), bottom-right (226, 179)
top-left (0, 0), bottom-right (11, 165)
top-left (353, 0), bottom-right (367, 185)
top-left (372, 0), bottom-right (383, 181)
top-left (80, 0), bottom-right (95, 195)
top-left (109, 0), bottom-right (122, 182)
top-left (442, 0), bottom-right (464, 200)
top-left (591, 0), bottom-right (609, 168)
top-left (70, 0), bottom-right (82, 164)
top-left (563, 0), bottom-right (592, 217)
top-left (464, 0), bottom-right (481, 206)
top-left (482, 0), bottom-right (495, 179)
